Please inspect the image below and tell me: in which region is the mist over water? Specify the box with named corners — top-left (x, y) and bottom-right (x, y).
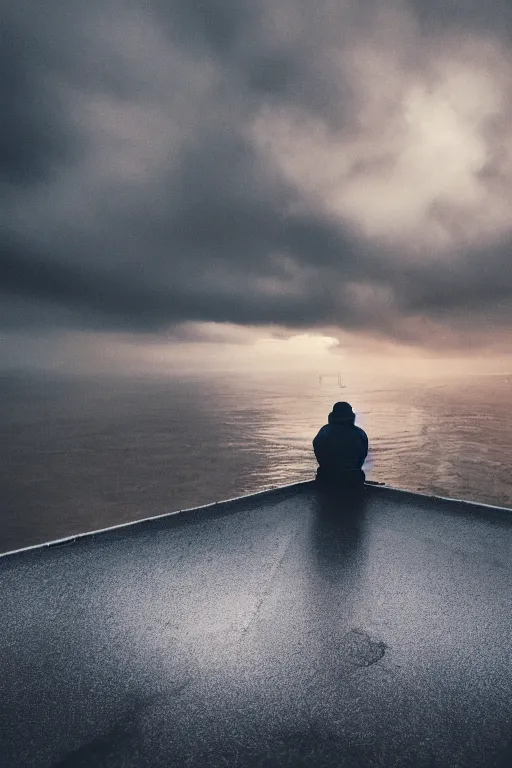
top-left (1, 370), bottom-right (511, 553)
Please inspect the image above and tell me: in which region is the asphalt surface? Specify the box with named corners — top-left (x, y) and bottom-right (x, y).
top-left (1, 483), bottom-right (512, 767)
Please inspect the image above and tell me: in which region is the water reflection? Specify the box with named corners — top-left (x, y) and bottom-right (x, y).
top-left (310, 488), bottom-right (367, 588)
top-left (306, 486), bottom-right (369, 645)
top-left (2, 370), bottom-right (512, 552)
top-left (292, 487), bottom-right (373, 706)
top-left (243, 372), bottom-right (512, 509)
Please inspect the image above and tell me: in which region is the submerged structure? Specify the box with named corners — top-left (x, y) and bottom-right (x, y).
top-left (1, 482), bottom-right (512, 767)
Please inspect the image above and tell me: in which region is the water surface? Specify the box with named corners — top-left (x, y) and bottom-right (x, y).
top-left (1, 370), bottom-right (511, 552)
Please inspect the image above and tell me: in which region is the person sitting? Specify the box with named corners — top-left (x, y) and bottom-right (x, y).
top-left (313, 401), bottom-right (368, 489)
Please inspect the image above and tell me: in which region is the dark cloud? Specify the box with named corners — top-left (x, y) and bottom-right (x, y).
top-left (397, 241), bottom-right (512, 317)
top-left (0, 17), bottom-right (78, 184)
top-left (409, 0), bottom-right (512, 37)
top-left (150, 0), bottom-right (355, 122)
top-left (2, 0), bottom-right (512, 354)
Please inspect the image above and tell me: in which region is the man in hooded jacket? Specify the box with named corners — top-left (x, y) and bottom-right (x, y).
top-left (313, 402), bottom-right (368, 489)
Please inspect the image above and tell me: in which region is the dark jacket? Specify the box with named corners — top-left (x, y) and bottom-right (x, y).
top-left (313, 412), bottom-right (368, 473)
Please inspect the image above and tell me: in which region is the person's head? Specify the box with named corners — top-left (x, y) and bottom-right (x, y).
top-left (328, 401), bottom-right (355, 425)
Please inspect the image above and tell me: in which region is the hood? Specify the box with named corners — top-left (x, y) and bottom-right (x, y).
top-left (328, 412), bottom-right (355, 426)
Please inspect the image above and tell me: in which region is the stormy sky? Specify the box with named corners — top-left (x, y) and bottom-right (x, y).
top-left (2, 0), bottom-right (512, 374)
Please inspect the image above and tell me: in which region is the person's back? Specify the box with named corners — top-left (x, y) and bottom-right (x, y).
top-left (313, 401), bottom-right (368, 488)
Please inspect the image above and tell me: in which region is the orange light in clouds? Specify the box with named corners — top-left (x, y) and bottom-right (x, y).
top-left (254, 28), bottom-right (512, 253)
top-left (254, 334), bottom-right (339, 356)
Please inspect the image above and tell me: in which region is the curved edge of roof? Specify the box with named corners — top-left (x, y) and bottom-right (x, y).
top-left (0, 480), bottom-right (314, 560)
top-left (1, 480), bottom-right (510, 561)
top-left (366, 481), bottom-right (512, 514)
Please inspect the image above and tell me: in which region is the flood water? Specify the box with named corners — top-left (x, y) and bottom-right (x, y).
top-left (1, 370), bottom-right (511, 552)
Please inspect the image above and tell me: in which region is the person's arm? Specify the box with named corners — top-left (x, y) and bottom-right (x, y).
top-left (313, 426), bottom-right (327, 464)
top-left (313, 431), bottom-right (321, 463)
top-left (362, 431), bottom-right (369, 460)
top-left (358, 429), bottom-right (369, 466)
